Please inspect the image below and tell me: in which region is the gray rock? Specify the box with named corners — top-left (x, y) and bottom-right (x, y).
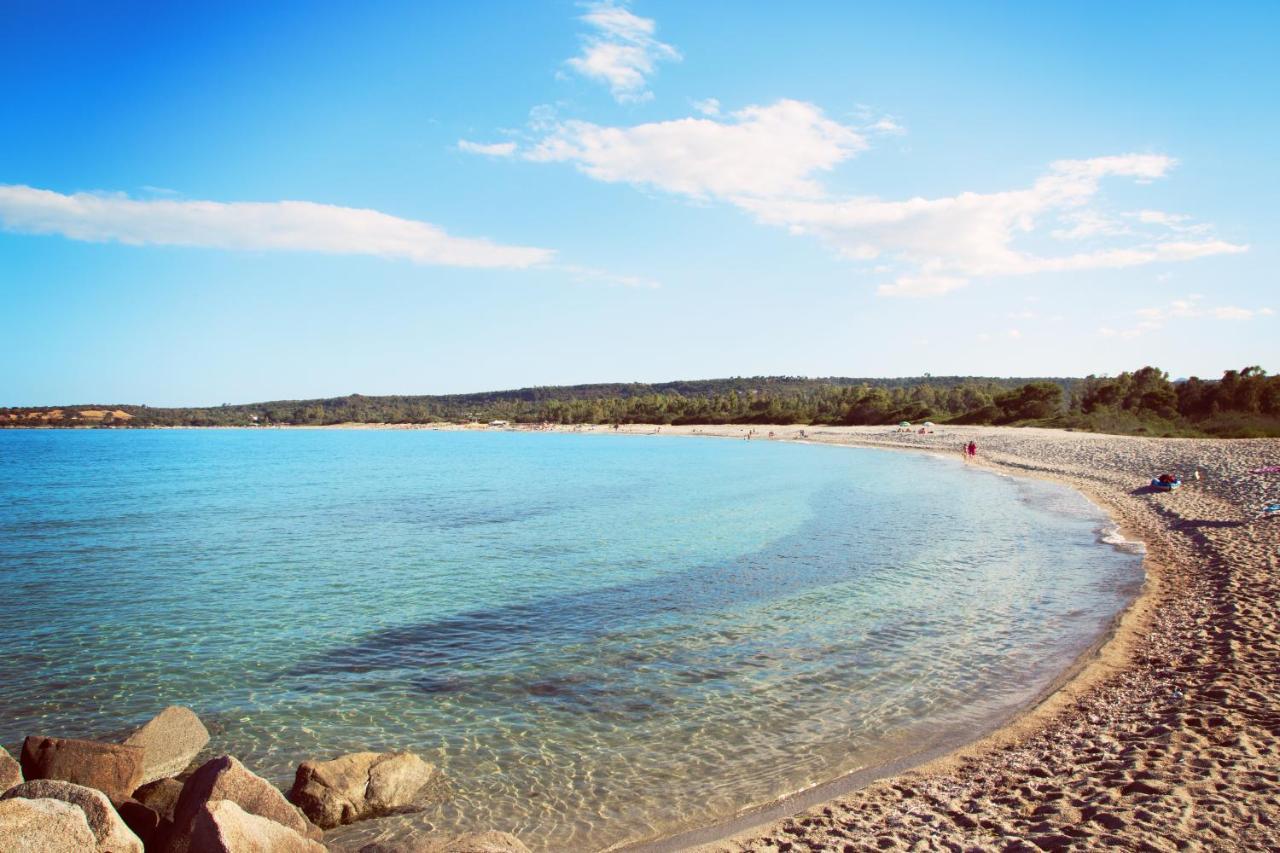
top-left (122, 706), bottom-right (210, 786)
top-left (289, 751), bottom-right (442, 829)
top-left (0, 745), bottom-right (21, 792)
top-left (20, 735), bottom-right (144, 800)
top-left (168, 755), bottom-right (321, 853)
top-left (0, 796), bottom-right (98, 852)
top-left (358, 831), bottom-right (531, 853)
top-left (189, 799), bottom-right (326, 853)
top-left (2, 779), bottom-right (143, 853)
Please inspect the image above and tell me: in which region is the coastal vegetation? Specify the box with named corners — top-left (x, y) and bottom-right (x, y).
top-left (4, 366), bottom-right (1277, 437)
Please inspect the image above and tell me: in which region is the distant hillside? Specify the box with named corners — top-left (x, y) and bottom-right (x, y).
top-left (3, 367), bottom-right (1277, 437)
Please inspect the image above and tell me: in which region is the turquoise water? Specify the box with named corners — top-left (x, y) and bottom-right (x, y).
top-left (0, 429), bottom-right (1141, 850)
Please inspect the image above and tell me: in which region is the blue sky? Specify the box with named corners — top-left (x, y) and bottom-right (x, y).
top-left (2, 1), bottom-right (1276, 406)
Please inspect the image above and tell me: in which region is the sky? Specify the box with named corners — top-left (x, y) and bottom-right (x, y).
top-left (2, 1), bottom-right (1277, 406)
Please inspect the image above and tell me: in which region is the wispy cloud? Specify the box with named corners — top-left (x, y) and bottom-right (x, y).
top-left (0, 184), bottom-right (553, 268)
top-left (736, 154), bottom-right (1248, 296)
top-left (566, 1), bottom-right (680, 103)
top-left (556, 263), bottom-right (660, 289)
top-left (691, 97), bottom-right (720, 116)
top-left (1098, 295), bottom-right (1273, 337)
top-left (457, 140), bottom-right (516, 157)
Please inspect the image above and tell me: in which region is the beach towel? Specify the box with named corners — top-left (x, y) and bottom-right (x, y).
top-left (1250, 466), bottom-right (1280, 474)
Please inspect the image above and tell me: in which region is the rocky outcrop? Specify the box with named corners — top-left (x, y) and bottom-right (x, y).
top-left (289, 751), bottom-right (442, 829)
top-left (0, 796), bottom-right (98, 852)
top-left (358, 832), bottom-right (531, 853)
top-left (1, 779), bottom-right (143, 853)
top-left (122, 706), bottom-right (210, 786)
top-left (19, 736), bottom-right (144, 800)
top-left (189, 800), bottom-right (326, 853)
top-left (0, 745), bottom-right (21, 791)
top-left (168, 755), bottom-right (321, 853)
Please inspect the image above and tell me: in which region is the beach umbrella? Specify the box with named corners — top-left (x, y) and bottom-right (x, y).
top-left (923, 421), bottom-right (935, 427)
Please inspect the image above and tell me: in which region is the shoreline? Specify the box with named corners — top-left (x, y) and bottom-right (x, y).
top-left (610, 426), bottom-right (1160, 851)
top-left (6, 423), bottom-right (1277, 849)
top-left (612, 424), bottom-right (1277, 851)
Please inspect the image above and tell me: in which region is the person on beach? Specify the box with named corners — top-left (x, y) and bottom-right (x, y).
top-left (968, 441), bottom-right (977, 458)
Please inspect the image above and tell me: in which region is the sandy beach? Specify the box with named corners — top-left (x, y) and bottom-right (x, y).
top-left (559, 423), bottom-right (1279, 852)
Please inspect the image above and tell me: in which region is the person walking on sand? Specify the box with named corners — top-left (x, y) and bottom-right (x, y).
top-left (967, 441), bottom-right (977, 458)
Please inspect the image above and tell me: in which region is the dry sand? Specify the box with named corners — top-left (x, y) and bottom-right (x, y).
top-left (586, 424), bottom-right (1278, 852)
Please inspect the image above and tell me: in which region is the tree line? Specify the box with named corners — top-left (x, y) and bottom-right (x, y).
top-left (4, 367), bottom-right (1277, 437)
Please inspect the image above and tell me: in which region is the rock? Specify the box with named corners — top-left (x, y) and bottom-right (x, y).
top-left (20, 736), bottom-right (144, 800)
top-left (189, 799), bottom-right (326, 853)
top-left (122, 706), bottom-right (210, 786)
top-left (169, 755), bottom-right (321, 853)
top-left (358, 832), bottom-right (531, 853)
top-left (113, 796), bottom-right (168, 852)
top-left (0, 745), bottom-right (21, 792)
top-left (289, 751), bottom-right (442, 829)
top-left (2, 779), bottom-right (144, 853)
top-left (0, 796), bottom-right (99, 852)
top-left (133, 776), bottom-right (184, 821)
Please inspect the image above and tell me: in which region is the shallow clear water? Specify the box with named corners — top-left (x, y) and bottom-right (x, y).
top-left (0, 430), bottom-right (1141, 850)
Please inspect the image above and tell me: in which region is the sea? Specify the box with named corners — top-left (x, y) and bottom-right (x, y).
top-left (0, 428), bottom-right (1143, 850)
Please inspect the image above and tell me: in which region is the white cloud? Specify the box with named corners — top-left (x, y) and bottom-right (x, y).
top-left (868, 117), bottom-right (905, 135)
top-left (1128, 209), bottom-right (1211, 235)
top-left (691, 97), bottom-right (720, 116)
top-left (1211, 305), bottom-right (1273, 320)
top-left (457, 140), bottom-right (516, 157)
top-left (730, 154), bottom-right (1246, 295)
top-left (557, 263), bottom-right (660, 289)
top-left (0, 184), bottom-right (553, 268)
top-left (876, 271), bottom-right (967, 298)
top-left (566, 1), bottom-right (680, 103)
top-left (1099, 295), bottom-right (1273, 336)
top-left (525, 99), bottom-right (866, 200)
top-left (1051, 210), bottom-right (1129, 240)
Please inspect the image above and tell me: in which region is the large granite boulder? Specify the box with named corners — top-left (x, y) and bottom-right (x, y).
top-left (122, 706), bottom-right (210, 786)
top-left (20, 736), bottom-right (144, 800)
top-left (133, 776), bottom-right (184, 821)
top-left (289, 751), bottom-right (442, 829)
top-left (1, 779), bottom-right (143, 853)
top-left (0, 796), bottom-right (98, 852)
top-left (358, 832), bottom-right (531, 853)
top-left (0, 745), bottom-right (21, 791)
top-left (168, 755), bottom-right (321, 853)
top-left (113, 796), bottom-right (167, 852)
top-left (189, 800), bottom-right (326, 853)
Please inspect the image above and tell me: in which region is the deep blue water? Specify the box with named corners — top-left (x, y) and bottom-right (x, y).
top-left (0, 429), bottom-right (1141, 850)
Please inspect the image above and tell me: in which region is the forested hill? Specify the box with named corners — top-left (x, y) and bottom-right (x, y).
top-left (4, 367), bottom-right (1278, 437)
